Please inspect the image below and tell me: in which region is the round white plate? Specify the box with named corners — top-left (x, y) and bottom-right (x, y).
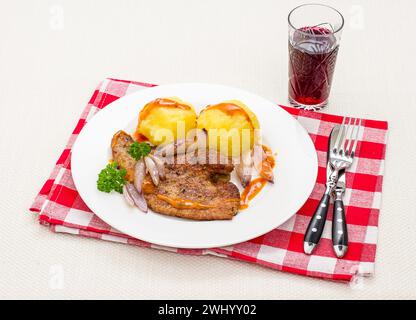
top-left (71, 83), bottom-right (317, 249)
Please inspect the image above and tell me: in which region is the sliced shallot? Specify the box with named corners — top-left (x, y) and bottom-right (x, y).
top-left (149, 154), bottom-right (165, 180)
top-left (235, 151), bottom-right (253, 187)
top-left (134, 159), bottom-right (146, 193)
top-left (122, 184), bottom-right (135, 206)
top-left (261, 145), bottom-right (275, 183)
top-left (155, 138), bottom-right (192, 157)
top-left (253, 144), bottom-right (274, 183)
top-left (144, 156), bottom-right (160, 186)
top-left (155, 140), bottom-right (178, 157)
top-left (235, 164), bottom-right (248, 187)
top-left (125, 183), bottom-right (148, 213)
top-left (196, 129), bottom-right (207, 149)
top-left (252, 144), bottom-right (264, 173)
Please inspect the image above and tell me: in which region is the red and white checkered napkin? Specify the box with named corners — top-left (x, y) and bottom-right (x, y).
top-left (30, 78), bottom-right (389, 282)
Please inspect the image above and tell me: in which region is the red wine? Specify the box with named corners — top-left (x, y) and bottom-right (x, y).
top-left (288, 26), bottom-right (339, 107)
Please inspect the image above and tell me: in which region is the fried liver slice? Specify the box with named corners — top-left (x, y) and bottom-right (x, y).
top-left (111, 131), bottom-right (241, 220)
top-left (111, 130), bottom-right (136, 182)
top-left (143, 156), bottom-right (240, 220)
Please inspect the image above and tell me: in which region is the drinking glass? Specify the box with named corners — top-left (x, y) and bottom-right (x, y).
top-left (288, 4), bottom-right (344, 110)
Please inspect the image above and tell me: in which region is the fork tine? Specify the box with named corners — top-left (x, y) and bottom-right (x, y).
top-left (333, 117), bottom-right (346, 152)
top-left (345, 118), bottom-right (357, 155)
top-left (350, 119), bottom-right (362, 158)
top-left (339, 117), bottom-right (351, 155)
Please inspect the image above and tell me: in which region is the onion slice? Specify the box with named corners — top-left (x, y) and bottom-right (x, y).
top-left (144, 156), bottom-right (159, 186)
top-left (236, 163), bottom-right (252, 188)
top-left (155, 140), bottom-right (177, 157)
top-left (125, 183), bottom-right (148, 213)
top-left (252, 144), bottom-right (274, 183)
top-left (155, 138), bottom-right (192, 157)
top-left (134, 159), bottom-right (146, 193)
top-left (122, 185), bottom-right (135, 206)
top-left (235, 152), bottom-right (252, 187)
top-left (149, 154), bottom-right (165, 180)
top-left (196, 129), bottom-right (207, 149)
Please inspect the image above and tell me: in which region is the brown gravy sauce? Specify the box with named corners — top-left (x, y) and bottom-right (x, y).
top-left (142, 180), bottom-right (214, 210)
top-left (259, 144), bottom-right (275, 180)
top-left (139, 98), bottom-right (191, 121)
top-left (239, 177), bottom-right (268, 210)
top-left (156, 194), bottom-right (215, 210)
top-left (203, 103), bottom-right (254, 128)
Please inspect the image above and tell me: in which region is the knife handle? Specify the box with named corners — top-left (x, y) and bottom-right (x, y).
top-left (303, 192), bottom-right (330, 255)
top-left (332, 191), bottom-right (348, 258)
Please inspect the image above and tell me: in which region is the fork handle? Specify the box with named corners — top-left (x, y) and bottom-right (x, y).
top-left (332, 190), bottom-right (348, 258)
top-left (303, 192), bottom-right (331, 255)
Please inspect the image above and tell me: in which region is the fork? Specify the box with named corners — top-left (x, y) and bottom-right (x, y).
top-left (304, 117), bottom-right (362, 256)
top-left (328, 117), bottom-right (361, 188)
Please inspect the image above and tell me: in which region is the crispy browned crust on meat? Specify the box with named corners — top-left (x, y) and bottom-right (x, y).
top-left (143, 159), bottom-right (240, 220)
top-left (111, 130), bottom-right (136, 182)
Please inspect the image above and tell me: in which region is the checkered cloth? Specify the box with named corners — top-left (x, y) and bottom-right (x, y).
top-left (30, 78), bottom-right (389, 282)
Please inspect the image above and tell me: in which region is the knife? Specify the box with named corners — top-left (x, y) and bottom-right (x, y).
top-left (304, 126), bottom-right (339, 255)
top-left (332, 168), bottom-right (348, 258)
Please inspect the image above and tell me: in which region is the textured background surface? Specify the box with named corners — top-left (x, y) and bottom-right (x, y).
top-left (1, 0), bottom-right (415, 299)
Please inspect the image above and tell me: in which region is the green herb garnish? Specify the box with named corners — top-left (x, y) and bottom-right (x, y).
top-left (128, 141), bottom-right (151, 160)
top-left (97, 162), bottom-right (127, 193)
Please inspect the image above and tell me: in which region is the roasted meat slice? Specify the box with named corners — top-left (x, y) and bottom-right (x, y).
top-left (111, 131), bottom-right (241, 220)
top-left (111, 130), bottom-right (136, 182)
top-left (142, 158), bottom-right (240, 220)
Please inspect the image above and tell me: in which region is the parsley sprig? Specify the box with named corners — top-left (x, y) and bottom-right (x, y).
top-left (97, 162), bottom-right (127, 194)
top-left (128, 141), bottom-right (151, 160)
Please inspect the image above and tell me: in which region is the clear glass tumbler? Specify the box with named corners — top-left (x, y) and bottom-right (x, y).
top-left (288, 4), bottom-right (344, 110)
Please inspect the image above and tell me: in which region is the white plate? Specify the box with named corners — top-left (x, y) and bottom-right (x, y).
top-left (71, 83), bottom-right (317, 249)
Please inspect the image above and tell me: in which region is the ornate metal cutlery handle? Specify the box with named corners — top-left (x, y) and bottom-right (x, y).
top-left (332, 187), bottom-right (348, 258)
top-left (303, 167), bottom-right (341, 255)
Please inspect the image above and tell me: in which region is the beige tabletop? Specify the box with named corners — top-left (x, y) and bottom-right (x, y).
top-left (1, 0), bottom-right (415, 299)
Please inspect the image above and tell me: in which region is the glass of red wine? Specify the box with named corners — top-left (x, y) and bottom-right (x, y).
top-left (288, 4), bottom-right (344, 110)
